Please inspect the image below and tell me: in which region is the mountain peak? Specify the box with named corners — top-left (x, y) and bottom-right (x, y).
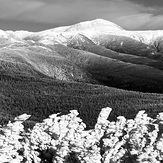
top-left (65, 19), bottom-right (124, 33)
top-left (92, 18), bottom-right (119, 25)
top-left (91, 18), bottom-right (124, 29)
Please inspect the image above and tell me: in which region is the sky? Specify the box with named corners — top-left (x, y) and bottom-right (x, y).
top-left (0, 0), bottom-right (163, 31)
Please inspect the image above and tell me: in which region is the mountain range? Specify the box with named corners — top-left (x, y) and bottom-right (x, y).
top-left (1, 19), bottom-right (163, 128)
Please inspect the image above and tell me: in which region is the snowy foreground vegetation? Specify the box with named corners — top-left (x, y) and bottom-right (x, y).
top-left (1, 108), bottom-right (163, 163)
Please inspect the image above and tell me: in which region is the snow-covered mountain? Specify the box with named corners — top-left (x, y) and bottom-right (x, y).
top-left (1, 19), bottom-right (163, 92)
top-left (2, 19), bottom-right (163, 129)
top-left (2, 19), bottom-right (163, 54)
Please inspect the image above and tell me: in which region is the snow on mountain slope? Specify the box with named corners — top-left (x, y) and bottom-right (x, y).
top-left (0, 30), bottom-right (20, 45)
top-left (39, 26), bottom-right (70, 34)
top-left (89, 34), bottom-right (156, 56)
top-left (22, 19), bottom-right (125, 45)
top-left (127, 30), bottom-right (163, 44)
top-left (0, 19), bottom-right (161, 48)
top-left (17, 19), bottom-right (163, 60)
top-left (65, 19), bottom-right (124, 33)
top-left (12, 30), bottom-right (34, 39)
top-left (1, 19), bottom-right (163, 92)
top-left (66, 33), bottom-right (96, 50)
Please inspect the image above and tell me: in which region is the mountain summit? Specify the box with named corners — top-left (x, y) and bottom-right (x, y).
top-left (65, 19), bottom-right (124, 32)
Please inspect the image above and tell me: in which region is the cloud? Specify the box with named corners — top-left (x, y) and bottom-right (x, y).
top-left (144, 14), bottom-right (163, 29)
top-left (116, 13), bottom-right (154, 30)
top-left (116, 13), bottom-right (163, 30)
top-left (0, 0), bottom-right (44, 19)
top-left (0, 0), bottom-right (163, 30)
top-left (128, 0), bottom-right (163, 7)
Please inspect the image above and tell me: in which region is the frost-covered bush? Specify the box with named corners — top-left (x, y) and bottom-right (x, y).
top-left (1, 107), bottom-right (163, 163)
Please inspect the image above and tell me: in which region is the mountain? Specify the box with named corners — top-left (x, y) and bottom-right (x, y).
top-left (64, 19), bottom-right (124, 33)
top-left (0, 42), bottom-right (94, 83)
top-left (1, 19), bottom-right (163, 128)
top-left (45, 44), bottom-right (163, 92)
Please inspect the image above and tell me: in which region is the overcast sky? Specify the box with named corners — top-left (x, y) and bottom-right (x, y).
top-left (0, 0), bottom-right (163, 31)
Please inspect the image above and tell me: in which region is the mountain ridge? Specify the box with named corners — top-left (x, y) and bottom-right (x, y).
top-left (1, 19), bottom-right (163, 92)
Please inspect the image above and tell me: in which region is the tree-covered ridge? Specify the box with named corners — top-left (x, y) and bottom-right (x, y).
top-left (1, 74), bottom-right (163, 129)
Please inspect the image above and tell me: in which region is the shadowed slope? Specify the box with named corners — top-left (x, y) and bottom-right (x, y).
top-left (46, 44), bottom-right (163, 93)
top-left (65, 33), bottom-right (163, 70)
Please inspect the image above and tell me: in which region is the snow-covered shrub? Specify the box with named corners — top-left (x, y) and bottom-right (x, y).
top-left (0, 107), bottom-right (163, 163)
